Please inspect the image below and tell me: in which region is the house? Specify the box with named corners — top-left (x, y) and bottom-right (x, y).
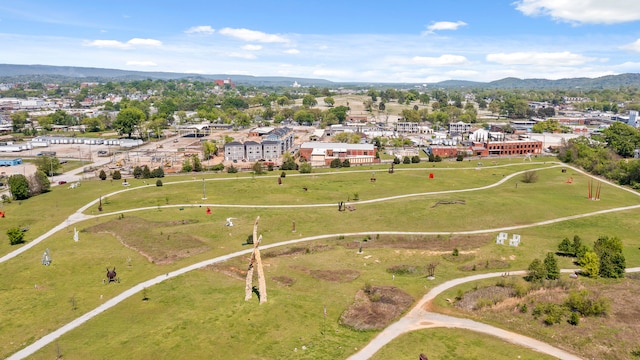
top-left (224, 141), bottom-right (245, 161)
top-left (299, 142), bottom-right (379, 167)
top-left (395, 122), bottom-right (420, 134)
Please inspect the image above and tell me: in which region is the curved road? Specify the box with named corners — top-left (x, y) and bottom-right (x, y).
top-left (4, 162), bottom-right (640, 359)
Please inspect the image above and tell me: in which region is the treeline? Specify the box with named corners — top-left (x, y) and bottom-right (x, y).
top-left (558, 122), bottom-right (640, 188)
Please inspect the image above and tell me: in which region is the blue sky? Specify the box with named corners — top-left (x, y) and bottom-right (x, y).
top-left (1, 0), bottom-right (640, 83)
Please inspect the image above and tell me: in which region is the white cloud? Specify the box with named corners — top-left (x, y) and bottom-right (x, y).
top-left (218, 27), bottom-right (289, 43)
top-left (126, 60), bottom-right (157, 67)
top-left (242, 44), bottom-right (262, 51)
top-left (402, 54), bottom-right (470, 66)
top-left (185, 25), bottom-right (215, 35)
top-left (422, 21), bottom-right (467, 35)
top-left (514, 0), bottom-right (640, 24)
top-left (227, 52), bottom-right (257, 59)
top-left (84, 38), bottom-right (162, 49)
top-left (312, 69), bottom-right (352, 78)
top-left (621, 39), bottom-right (640, 52)
top-left (486, 51), bottom-right (593, 66)
top-left (284, 49), bottom-right (300, 54)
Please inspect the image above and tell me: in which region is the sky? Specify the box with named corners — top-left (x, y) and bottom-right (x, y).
top-left (1, 0), bottom-right (640, 83)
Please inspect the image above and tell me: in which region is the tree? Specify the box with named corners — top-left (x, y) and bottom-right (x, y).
top-left (302, 94), bottom-right (318, 108)
top-left (403, 156), bottom-right (411, 164)
top-left (151, 167), bottom-right (164, 178)
top-left (142, 165), bottom-right (152, 178)
top-left (558, 237), bottom-right (573, 255)
top-left (324, 97), bottom-right (335, 107)
top-left (593, 235), bottom-right (626, 278)
top-left (341, 159), bottom-right (350, 168)
top-left (579, 251), bottom-right (600, 278)
top-left (133, 166), bottom-right (143, 179)
top-left (10, 111), bottom-right (28, 132)
top-left (30, 170), bottom-right (51, 195)
top-left (114, 107), bottom-right (146, 138)
top-left (181, 157), bottom-right (193, 172)
top-left (227, 164), bottom-right (238, 173)
top-left (527, 258), bottom-right (547, 282)
top-left (203, 141), bottom-right (218, 159)
top-left (411, 155), bottom-right (420, 163)
top-left (7, 227), bottom-right (25, 245)
top-left (112, 170), bottom-right (122, 180)
top-left (543, 252), bottom-right (560, 280)
top-left (299, 162), bottom-right (312, 174)
top-left (602, 122), bottom-right (640, 158)
top-left (35, 156), bottom-right (61, 176)
top-left (252, 161), bottom-right (264, 175)
top-left (192, 155), bottom-right (202, 172)
top-left (330, 158), bottom-right (342, 168)
top-left (8, 174), bottom-right (30, 200)
top-left (99, 169), bottom-right (107, 180)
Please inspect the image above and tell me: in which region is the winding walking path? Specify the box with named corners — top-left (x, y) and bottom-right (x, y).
top-left (4, 162), bottom-right (640, 359)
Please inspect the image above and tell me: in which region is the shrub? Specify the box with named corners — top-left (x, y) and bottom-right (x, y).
top-left (99, 169), bottom-right (107, 180)
top-left (434, 155), bottom-right (442, 162)
top-left (568, 312), bottom-right (580, 326)
top-left (341, 159), bottom-right (350, 167)
top-left (156, 179), bottom-right (163, 187)
top-left (210, 163), bottom-right (225, 172)
top-left (280, 171), bottom-right (286, 178)
top-left (519, 303), bottom-right (528, 313)
top-left (299, 162), bottom-right (312, 174)
top-left (227, 165), bottom-right (238, 174)
top-left (411, 155), bottom-right (420, 163)
top-left (7, 227), bottom-right (25, 245)
top-left (402, 156), bottom-right (411, 164)
top-left (330, 158), bottom-right (341, 168)
top-left (564, 289), bottom-right (610, 317)
top-left (521, 170), bottom-right (539, 183)
top-left (112, 170), bottom-right (122, 180)
top-left (452, 248), bottom-right (459, 257)
top-left (456, 154), bottom-right (464, 161)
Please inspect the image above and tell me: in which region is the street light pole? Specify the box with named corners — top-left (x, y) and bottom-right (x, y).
top-left (202, 178), bottom-right (207, 200)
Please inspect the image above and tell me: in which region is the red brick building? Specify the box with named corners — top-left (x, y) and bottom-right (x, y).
top-left (299, 142), bottom-right (379, 167)
top-left (470, 139), bottom-right (543, 157)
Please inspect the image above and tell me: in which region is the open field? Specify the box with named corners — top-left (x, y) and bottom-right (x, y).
top-left (2, 158), bottom-right (640, 359)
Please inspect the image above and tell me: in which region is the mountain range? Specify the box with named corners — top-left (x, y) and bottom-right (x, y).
top-left (1, 63), bottom-right (639, 90)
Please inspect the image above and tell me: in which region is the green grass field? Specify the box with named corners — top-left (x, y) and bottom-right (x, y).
top-left (1, 158), bottom-right (640, 359)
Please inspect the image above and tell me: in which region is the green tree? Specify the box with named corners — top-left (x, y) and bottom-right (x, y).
top-left (133, 166), bottom-right (143, 179)
top-left (543, 252), bottom-right (560, 280)
top-left (8, 174), bottom-right (30, 200)
top-left (7, 227), bottom-right (25, 245)
top-left (299, 162), bottom-right (312, 174)
top-left (114, 107), bottom-right (146, 138)
top-left (252, 161), bottom-right (264, 175)
top-left (142, 165), bottom-right (152, 178)
top-left (593, 235), bottom-right (626, 278)
top-left (10, 111), bottom-right (28, 132)
top-left (302, 94), bottom-right (318, 108)
top-left (203, 141), bottom-right (218, 159)
top-left (99, 169), bottom-right (107, 180)
top-left (579, 251), bottom-right (600, 278)
top-left (330, 158), bottom-right (341, 168)
top-left (31, 170), bottom-right (51, 195)
top-left (112, 170), bottom-right (122, 180)
top-left (341, 159), bottom-right (350, 168)
top-left (402, 156), bottom-right (411, 164)
top-left (227, 164), bottom-right (238, 173)
top-left (192, 155), bottom-right (202, 172)
top-left (527, 258), bottom-right (547, 282)
top-left (558, 237), bottom-right (573, 255)
top-left (35, 156), bottom-right (61, 176)
top-left (181, 157), bottom-right (193, 172)
top-left (602, 122), bottom-right (640, 158)
top-left (411, 155), bottom-right (420, 163)
top-left (151, 167), bottom-right (165, 178)
top-left (324, 97), bottom-right (335, 107)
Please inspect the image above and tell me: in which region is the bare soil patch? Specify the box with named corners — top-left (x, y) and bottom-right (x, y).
top-left (87, 217), bottom-right (210, 265)
top-left (458, 259), bottom-right (511, 271)
top-left (340, 286), bottom-right (414, 330)
top-left (206, 263), bottom-right (247, 281)
top-left (310, 269), bottom-right (360, 283)
top-left (343, 234), bottom-right (490, 251)
top-left (262, 244), bottom-right (332, 258)
top-left (272, 276), bottom-right (296, 287)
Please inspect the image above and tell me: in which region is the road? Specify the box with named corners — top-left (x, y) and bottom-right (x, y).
top-left (3, 162), bottom-right (640, 359)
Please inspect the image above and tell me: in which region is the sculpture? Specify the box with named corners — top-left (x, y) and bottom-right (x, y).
top-left (245, 216), bottom-right (267, 303)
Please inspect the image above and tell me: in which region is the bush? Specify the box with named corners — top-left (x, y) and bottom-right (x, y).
top-left (150, 167), bottom-right (164, 178)
top-left (280, 171), bottom-right (286, 178)
top-left (156, 179), bottom-right (163, 187)
top-left (456, 154), bottom-right (464, 161)
top-left (568, 311), bottom-right (580, 326)
top-left (330, 158), bottom-right (341, 168)
top-left (341, 159), bottom-right (350, 167)
top-left (112, 170), bottom-right (122, 180)
top-left (402, 156), bottom-right (411, 164)
top-left (7, 227), bottom-right (25, 245)
top-left (133, 166), bottom-right (143, 178)
top-left (299, 162), bottom-right (312, 174)
top-left (227, 165), bottom-right (238, 174)
top-left (521, 170), bottom-right (539, 183)
top-left (564, 289), bottom-right (610, 317)
top-left (210, 163), bottom-right (225, 172)
top-left (434, 155), bottom-right (442, 162)
top-left (411, 155), bottom-right (420, 163)
top-left (99, 169), bottom-right (107, 180)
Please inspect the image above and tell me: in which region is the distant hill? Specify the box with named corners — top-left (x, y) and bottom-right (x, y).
top-left (0, 63), bottom-right (639, 89)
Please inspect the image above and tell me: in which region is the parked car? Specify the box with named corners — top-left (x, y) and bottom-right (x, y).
top-left (58, 180), bottom-right (67, 185)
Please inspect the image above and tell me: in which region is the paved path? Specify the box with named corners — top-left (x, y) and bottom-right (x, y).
top-left (4, 163), bottom-right (640, 359)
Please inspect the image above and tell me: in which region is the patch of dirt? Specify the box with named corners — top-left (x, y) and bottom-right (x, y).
top-left (310, 269), bottom-right (360, 282)
top-left (458, 259), bottom-right (511, 271)
top-left (272, 276), bottom-right (296, 287)
top-left (340, 286), bottom-right (414, 330)
top-left (262, 244), bottom-right (332, 258)
top-left (342, 234), bottom-right (490, 251)
top-left (454, 286), bottom-right (515, 311)
top-left (86, 217), bottom-right (210, 265)
top-left (206, 263), bottom-right (247, 281)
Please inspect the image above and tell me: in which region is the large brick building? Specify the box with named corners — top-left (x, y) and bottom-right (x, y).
top-left (299, 142), bottom-right (379, 167)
